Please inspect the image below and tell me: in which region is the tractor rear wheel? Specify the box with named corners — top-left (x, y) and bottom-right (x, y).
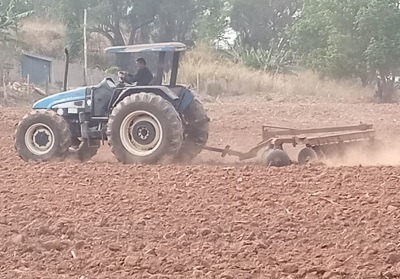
top-left (107, 93), bottom-right (183, 164)
top-left (175, 99), bottom-right (209, 163)
top-left (14, 110), bottom-right (71, 161)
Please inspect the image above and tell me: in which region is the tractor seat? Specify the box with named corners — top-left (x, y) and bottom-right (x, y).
top-left (148, 77), bottom-right (156, 86)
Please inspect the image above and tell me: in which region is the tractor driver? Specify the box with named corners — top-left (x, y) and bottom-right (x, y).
top-left (118, 58), bottom-right (153, 86)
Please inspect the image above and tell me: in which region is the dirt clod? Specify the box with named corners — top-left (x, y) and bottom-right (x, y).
top-left (74, 240), bottom-right (85, 250)
top-left (124, 254), bottom-right (141, 267)
top-left (201, 228), bottom-right (212, 236)
top-left (108, 243), bottom-right (122, 252)
top-left (282, 263), bottom-right (299, 273)
top-left (387, 254), bottom-right (400, 265)
top-left (42, 240), bottom-right (64, 251)
top-left (11, 234), bottom-right (25, 245)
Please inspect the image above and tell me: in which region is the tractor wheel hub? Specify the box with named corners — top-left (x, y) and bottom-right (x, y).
top-left (24, 123), bottom-right (55, 156)
top-left (131, 121), bottom-right (156, 145)
top-left (34, 130), bottom-right (51, 148)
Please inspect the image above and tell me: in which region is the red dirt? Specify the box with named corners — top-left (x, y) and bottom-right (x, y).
top-left (2, 100), bottom-right (400, 278)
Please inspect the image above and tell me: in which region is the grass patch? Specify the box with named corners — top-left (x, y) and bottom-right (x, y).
top-left (179, 45), bottom-right (374, 102)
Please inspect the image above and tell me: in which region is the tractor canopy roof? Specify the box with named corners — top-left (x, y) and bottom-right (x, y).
top-left (105, 42), bottom-right (187, 54)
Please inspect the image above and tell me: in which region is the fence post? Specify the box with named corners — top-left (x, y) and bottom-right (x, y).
top-left (2, 74), bottom-right (7, 103)
top-left (27, 74), bottom-right (30, 95)
top-left (197, 73), bottom-right (200, 94)
top-left (46, 77), bottom-right (49, 95)
top-left (83, 9), bottom-right (88, 86)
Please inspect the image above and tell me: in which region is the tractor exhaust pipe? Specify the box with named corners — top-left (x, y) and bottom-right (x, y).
top-left (63, 48), bottom-right (69, 91)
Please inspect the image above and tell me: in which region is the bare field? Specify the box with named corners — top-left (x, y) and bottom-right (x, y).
top-left (2, 100), bottom-right (400, 278)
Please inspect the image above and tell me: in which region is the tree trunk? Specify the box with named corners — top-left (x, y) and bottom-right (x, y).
top-left (160, 17), bottom-right (176, 42)
top-left (376, 69), bottom-right (395, 103)
top-left (360, 76), bottom-right (368, 87)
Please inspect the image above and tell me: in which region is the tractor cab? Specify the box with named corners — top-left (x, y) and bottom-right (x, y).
top-left (88, 42), bottom-right (194, 118)
top-left (105, 42), bottom-right (187, 87)
top-left (80, 42), bottom-right (194, 119)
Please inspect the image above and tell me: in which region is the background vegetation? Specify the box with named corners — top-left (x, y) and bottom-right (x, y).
top-left (2, 0), bottom-right (400, 101)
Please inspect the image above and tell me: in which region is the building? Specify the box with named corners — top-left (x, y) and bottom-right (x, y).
top-left (21, 53), bottom-right (52, 85)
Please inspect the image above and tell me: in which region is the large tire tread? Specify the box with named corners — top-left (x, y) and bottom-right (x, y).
top-left (14, 110), bottom-right (71, 162)
top-left (107, 93), bottom-right (183, 164)
top-left (176, 99), bottom-right (209, 163)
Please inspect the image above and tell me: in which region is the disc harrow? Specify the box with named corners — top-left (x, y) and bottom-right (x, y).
top-left (204, 123), bottom-right (376, 167)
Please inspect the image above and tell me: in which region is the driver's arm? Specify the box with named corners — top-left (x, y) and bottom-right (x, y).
top-left (124, 72), bottom-right (137, 83)
top-left (121, 70), bottom-right (144, 84)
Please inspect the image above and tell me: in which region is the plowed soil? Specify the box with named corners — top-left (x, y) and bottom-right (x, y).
top-left (2, 100), bottom-right (400, 279)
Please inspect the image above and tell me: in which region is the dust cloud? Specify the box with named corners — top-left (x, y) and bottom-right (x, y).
top-left (322, 139), bottom-right (400, 167)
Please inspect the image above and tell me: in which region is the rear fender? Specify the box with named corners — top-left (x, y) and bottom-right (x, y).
top-left (111, 86), bottom-right (179, 110)
top-left (176, 87), bottom-right (195, 113)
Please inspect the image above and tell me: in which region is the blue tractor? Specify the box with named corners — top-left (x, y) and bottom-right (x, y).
top-left (14, 42), bottom-right (209, 164)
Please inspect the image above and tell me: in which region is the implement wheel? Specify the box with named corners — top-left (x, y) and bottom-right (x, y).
top-left (298, 147), bottom-right (318, 165)
top-left (262, 149), bottom-right (291, 167)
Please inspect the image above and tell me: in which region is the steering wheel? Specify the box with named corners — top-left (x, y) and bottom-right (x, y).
top-left (118, 71), bottom-right (134, 85)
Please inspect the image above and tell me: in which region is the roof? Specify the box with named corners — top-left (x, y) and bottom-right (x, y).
top-left (105, 42), bottom-right (187, 54)
top-left (22, 52), bottom-right (52, 62)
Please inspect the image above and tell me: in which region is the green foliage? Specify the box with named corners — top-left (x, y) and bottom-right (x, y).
top-left (26, 0), bottom-right (62, 18)
top-left (0, 0), bottom-right (33, 40)
top-left (86, 0), bottom-right (158, 46)
top-left (193, 0), bottom-right (230, 45)
top-left (60, 0), bottom-right (89, 59)
top-left (13, 0), bottom-right (400, 89)
top-left (155, 0), bottom-right (200, 42)
top-left (291, 0), bottom-right (400, 81)
top-left (229, 0), bottom-right (301, 50)
top-left (224, 38), bottom-right (295, 74)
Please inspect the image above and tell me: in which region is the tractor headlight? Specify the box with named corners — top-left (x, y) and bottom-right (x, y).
top-left (56, 108), bottom-right (64, 116)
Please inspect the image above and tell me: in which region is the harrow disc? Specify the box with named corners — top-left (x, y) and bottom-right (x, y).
top-left (262, 149), bottom-right (291, 167)
top-left (298, 147), bottom-right (318, 165)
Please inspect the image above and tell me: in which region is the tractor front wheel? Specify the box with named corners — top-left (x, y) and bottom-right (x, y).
top-left (107, 93), bottom-right (183, 164)
top-left (14, 110), bottom-right (71, 161)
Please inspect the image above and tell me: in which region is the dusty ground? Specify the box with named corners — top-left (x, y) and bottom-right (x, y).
top-left (2, 99), bottom-right (400, 278)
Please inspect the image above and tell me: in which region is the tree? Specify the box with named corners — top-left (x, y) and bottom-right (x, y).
top-left (60, 0), bottom-right (88, 59)
top-left (0, 0), bottom-right (32, 98)
top-left (153, 0), bottom-right (198, 42)
top-left (194, 0), bottom-right (230, 45)
top-left (26, 0), bottom-right (62, 19)
top-left (76, 0), bottom-right (225, 69)
top-left (87, 0), bottom-right (210, 46)
top-left (87, 0), bottom-right (158, 46)
top-left (229, 0), bottom-right (301, 50)
top-left (291, 0), bottom-right (400, 90)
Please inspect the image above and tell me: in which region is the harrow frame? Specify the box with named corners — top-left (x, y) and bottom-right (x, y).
top-left (203, 123), bottom-right (376, 164)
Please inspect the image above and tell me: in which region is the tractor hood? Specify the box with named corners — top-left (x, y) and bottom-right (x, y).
top-left (33, 87), bottom-right (87, 109)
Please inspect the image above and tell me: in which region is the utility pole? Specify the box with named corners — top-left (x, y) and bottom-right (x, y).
top-left (83, 9), bottom-right (88, 86)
